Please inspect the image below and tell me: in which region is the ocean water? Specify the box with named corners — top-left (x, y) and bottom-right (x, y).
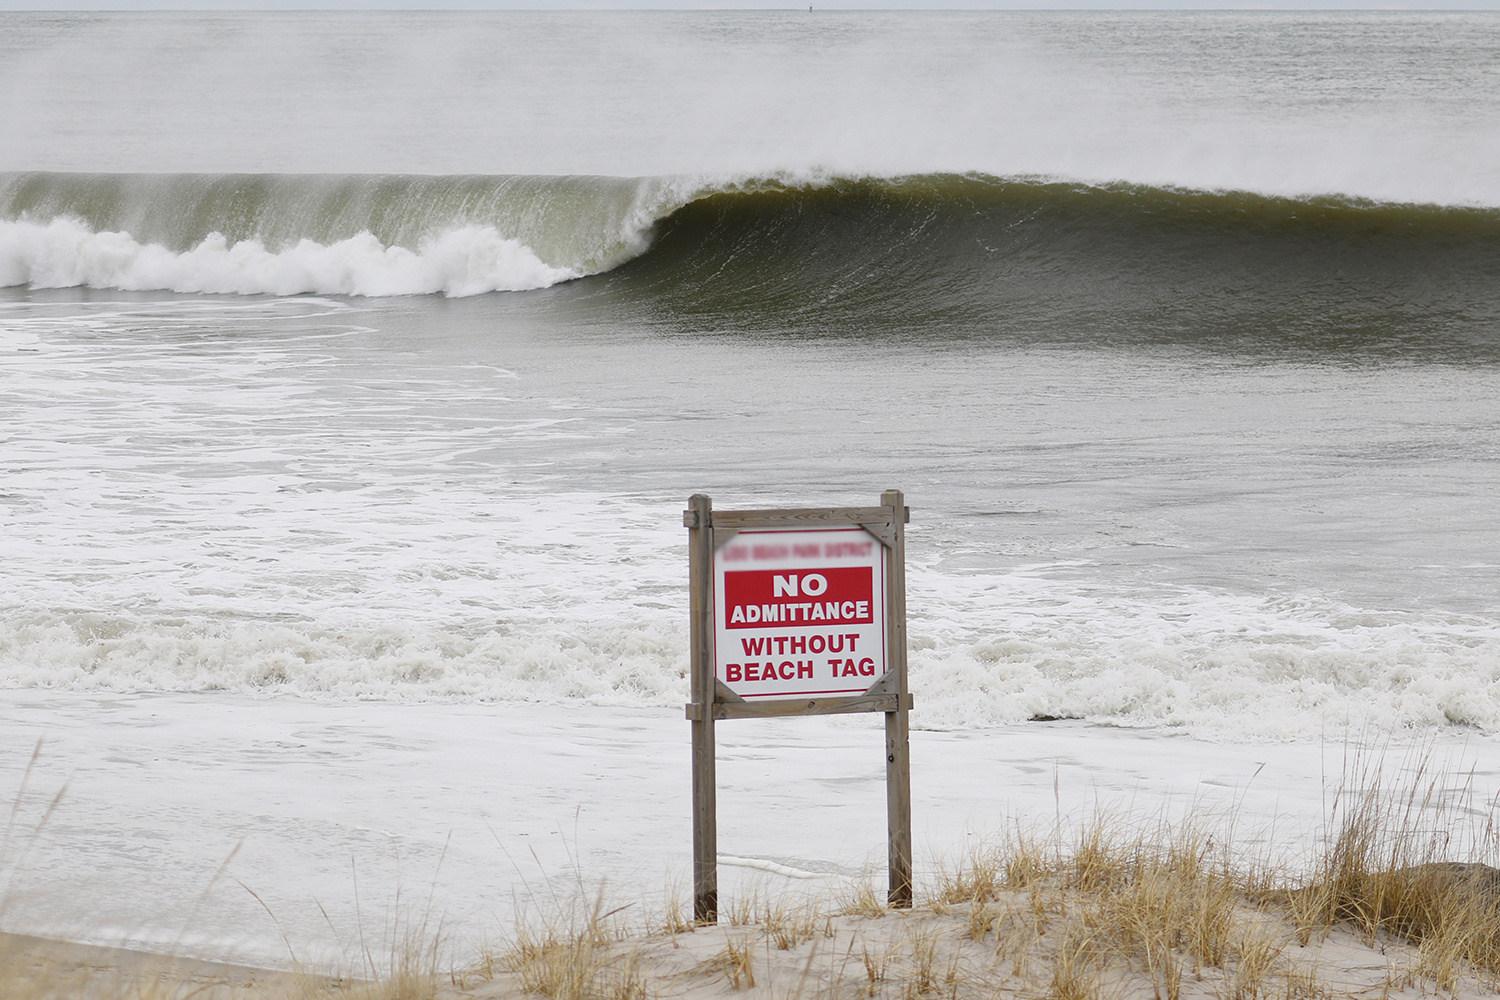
top-left (4, 11), bottom-right (1499, 738)
top-left (2, 9), bottom-right (1500, 963)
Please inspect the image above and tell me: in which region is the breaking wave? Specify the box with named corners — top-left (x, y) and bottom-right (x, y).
top-left (4, 589), bottom-right (1499, 742)
top-left (0, 171), bottom-right (684, 296)
top-left (6, 172), bottom-right (1500, 344)
top-left (0, 217), bottom-right (577, 297)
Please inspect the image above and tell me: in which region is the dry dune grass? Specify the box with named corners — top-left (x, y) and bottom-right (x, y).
top-left (7, 745), bottom-right (1500, 999)
top-left (464, 823), bottom-right (1289, 1000)
top-left (460, 748), bottom-right (1500, 1000)
top-left (1283, 753), bottom-right (1500, 993)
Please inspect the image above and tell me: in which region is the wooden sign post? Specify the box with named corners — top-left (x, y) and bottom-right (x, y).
top-left (683, 490), bottom-right (912, 924)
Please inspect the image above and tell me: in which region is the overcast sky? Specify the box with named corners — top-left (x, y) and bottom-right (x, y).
top-left (2, 0), bottom-right (1498, 9)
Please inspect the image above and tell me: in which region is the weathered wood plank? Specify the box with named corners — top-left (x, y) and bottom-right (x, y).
top-left (712, 693), bottom-right (909, 720)
top-left (687, 493), bottom-right (718, 925)
top-left (863, 670), bottom-right (899, 698)
top-left (714, 678), bottom-right (746, 703)
top-left (706, 506), bottom-right (903, 530)
top-left (684, 505), bottom-right (911, 530)
top-left (882, 488), bottom-right (913, 909)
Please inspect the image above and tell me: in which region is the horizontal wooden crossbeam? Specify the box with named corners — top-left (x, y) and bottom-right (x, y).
top-left (683, 505), bottom-right (910, 530)
top-left (685, 692), bottom-right (913, 721)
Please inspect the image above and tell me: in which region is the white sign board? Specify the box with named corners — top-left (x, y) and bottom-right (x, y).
top-left (713, 527), bottom-right (887, 701)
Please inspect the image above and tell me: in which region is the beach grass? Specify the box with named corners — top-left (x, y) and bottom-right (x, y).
top-left (7, 746), bottom-right (1500, 998)
top-left (461, 745), bottom-right (1500, 999)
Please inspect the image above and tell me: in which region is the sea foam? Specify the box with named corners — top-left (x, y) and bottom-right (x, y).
top-left (0, 217), bottom-right (578, 297)
top-left (4, 583), bottom-right (1498, 743)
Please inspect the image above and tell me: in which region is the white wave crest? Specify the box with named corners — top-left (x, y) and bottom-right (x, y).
top-left (0, 217), bottom-right (579, 297)
top-left (3, 604), bottom-right (1499, 743)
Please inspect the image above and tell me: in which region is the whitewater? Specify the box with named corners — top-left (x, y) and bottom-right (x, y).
top-left (2, 8), bottom-right (1499, 972)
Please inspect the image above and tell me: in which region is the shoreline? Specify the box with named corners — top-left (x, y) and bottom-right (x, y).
top-left (11, 853), bottom-right (1500, 999)
top-left (8, 690), bottom-right (1500, 971)
top-left (0, 930), bottom-right (347, 998)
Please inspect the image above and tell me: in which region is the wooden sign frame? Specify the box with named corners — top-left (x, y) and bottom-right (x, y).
top-left (683, 489), bottom-right (912, 924)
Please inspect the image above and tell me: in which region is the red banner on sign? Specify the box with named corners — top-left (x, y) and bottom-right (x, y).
top-left (722, 566), bottom-right (874, 629)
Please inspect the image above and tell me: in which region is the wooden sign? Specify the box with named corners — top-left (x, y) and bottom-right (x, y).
top-left (716, 526), bottom-right (887, 702)
top-left (683, 490), bottom-right (912, 924)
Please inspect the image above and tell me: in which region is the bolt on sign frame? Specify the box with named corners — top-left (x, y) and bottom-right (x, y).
top-left (682, 489), bottom-right (912, 924)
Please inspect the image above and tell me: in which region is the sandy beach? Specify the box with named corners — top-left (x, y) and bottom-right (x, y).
top-left (8, 689), bottom-right (1500, 998)
top-left (0, 930), bottom-right (345, 999)
top-left (12, 825), bottom-right (1500, 999)
top-left (3, 908), bottom-right (1489, 999)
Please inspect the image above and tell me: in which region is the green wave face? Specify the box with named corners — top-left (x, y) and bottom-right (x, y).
top-left (5, 170), bottom-right (1500, 361)
top-left (578, 175), bottom-right (1500, 359)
